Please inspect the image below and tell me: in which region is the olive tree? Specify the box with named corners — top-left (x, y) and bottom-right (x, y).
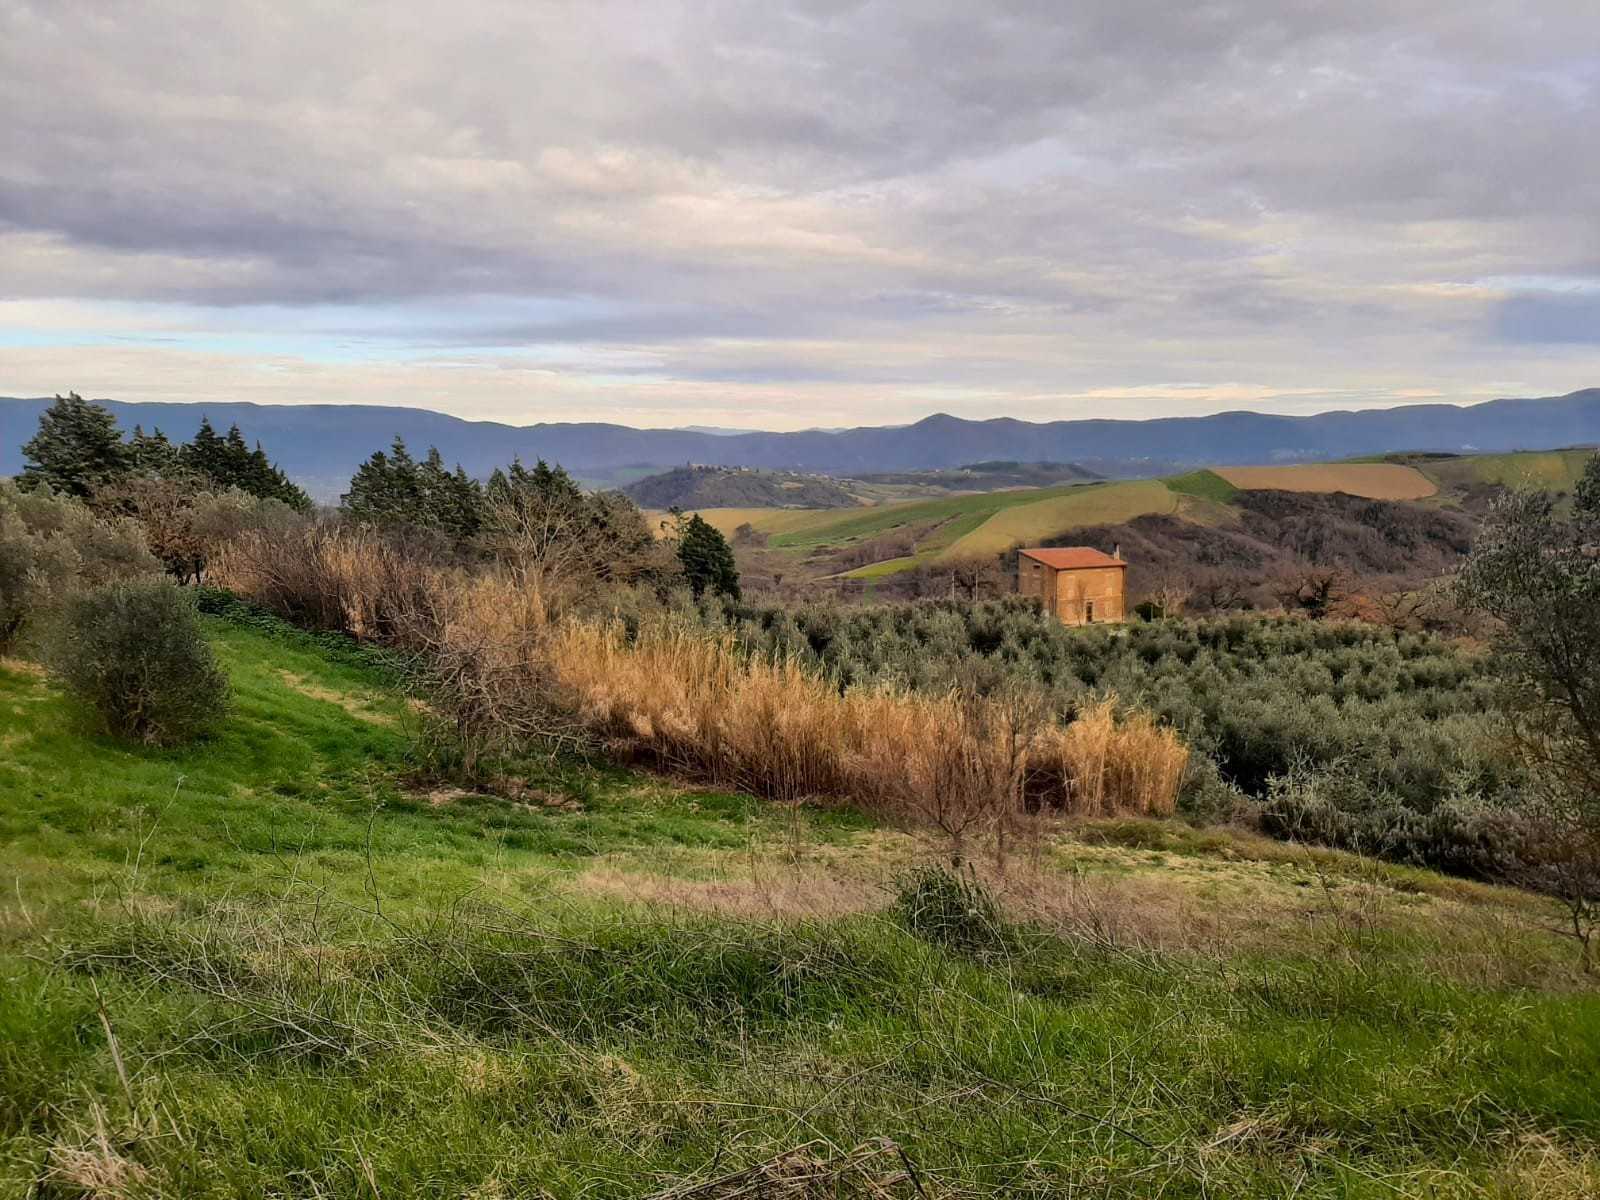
top-left (1456, 454), bottom-right (1600, 964)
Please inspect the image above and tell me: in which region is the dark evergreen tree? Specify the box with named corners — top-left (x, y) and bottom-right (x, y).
top-left (181, 417), bottom-right (227, 483)
top-left (342, 436), bottom-right (458, 530)
top-left (446, 465), bottom-right (484, 539)
top-left (677, 512), bottom-right (741, 599)
top-left (176, 417), bottom-right (309, 509)
top-left (219, 424), bottom-right (255, 489)
top-left (127, 425), bottom-right (181, 477)
top-left (18, 392), bottom-right (131, 497)
top-left (343, 448), bottom-right (394, 523)
top-left (414, 446), bottom-right (482, 539)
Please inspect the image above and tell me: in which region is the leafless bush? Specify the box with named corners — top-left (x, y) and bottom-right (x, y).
top-left (211, 519), bottom-right (441, 645)
top-left (395, 571), bottom-right (585, 778)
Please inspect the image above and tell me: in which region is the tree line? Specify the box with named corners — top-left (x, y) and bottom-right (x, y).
top-left (343, 435), bottom-right (740, 600)
top-left (13, 393), bottom-right (740, 600)
top-left (20, 392), bottom-right (311, 509)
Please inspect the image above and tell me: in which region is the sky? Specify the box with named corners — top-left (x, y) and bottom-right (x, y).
top-left (3, 1), bottom-right (1599, 431)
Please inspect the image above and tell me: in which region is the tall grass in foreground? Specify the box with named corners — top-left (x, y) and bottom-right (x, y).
top-left (215, 524), bottom-right (1188, 830)
top-left (552, 619), bottom-right (1186, 826)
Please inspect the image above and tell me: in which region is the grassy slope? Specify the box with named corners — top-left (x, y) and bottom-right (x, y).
top-left (938, 479), bottom-right (1178, 559)
top-left (4, 619), bottom-right (1600, 1195)
top-left (1419, 449), bottom-right (1596, 494)
top-left (1164, 469), bottom-right (1241, 504)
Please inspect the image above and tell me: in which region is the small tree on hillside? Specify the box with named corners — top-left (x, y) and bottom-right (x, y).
top-left (1456, 452), bottom-right (1600, 966)
top-left (19, 393), bottom-right (131, 498)
top-left (675, 512), bottom-right (741, 600)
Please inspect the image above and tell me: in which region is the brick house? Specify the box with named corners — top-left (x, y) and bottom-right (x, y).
top-left (1017, 546), bottom-right (1127, 626)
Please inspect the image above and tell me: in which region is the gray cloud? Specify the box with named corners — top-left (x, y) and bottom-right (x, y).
top-left (2, 0), bottom-right (1599, 423)
top-left (1495, 292), bottom-right (1600, 345)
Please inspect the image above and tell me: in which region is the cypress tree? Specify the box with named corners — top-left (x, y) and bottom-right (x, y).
top-left (678, 513), bottom-right (741, 600)
top-left (181, 417), bottom-right (227, 483)
top-left (128, 425), bottom-right (181, 477)
top-left (19, 392), bottom-right (131, 497)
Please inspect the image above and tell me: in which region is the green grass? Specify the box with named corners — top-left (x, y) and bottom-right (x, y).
top-left (1164, 468), bottom-right (1241, 503)
top-left (1424, 448), bottom-right (1597, 494)
top-left (812, 481), bottom-right (1175, 578)
top-left (4, 616), bottom-right (1600, 1196)
top-left (766, 482), bottom-right (1095, 550)
top-left (939, 479), bottom-right (1178, 559)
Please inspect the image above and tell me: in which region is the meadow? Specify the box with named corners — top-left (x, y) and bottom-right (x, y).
top-left (5, 608), bottom-right (1600, 1197)
top-left (1416, 449), bottom-right (1598, 497)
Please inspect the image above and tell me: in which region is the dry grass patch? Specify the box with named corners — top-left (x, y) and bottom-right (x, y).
top-left (1492, 1133), bottom-right (1600, 1198)
top-left (276, 668), bottom-right (395, 725)
top-left (577, 863), bottom-right (882, 921)
top-left (552, 621), bottom-right (1187, 827)
top-left (1214, 463), bottom-right (1438, 499)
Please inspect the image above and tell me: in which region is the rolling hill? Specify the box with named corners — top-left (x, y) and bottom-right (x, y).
top-left (687, 460), bottom-right (1473, 582)
top-left (623, 466), bottom-right (859, 509)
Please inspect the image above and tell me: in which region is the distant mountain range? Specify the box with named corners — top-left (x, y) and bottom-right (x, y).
top-left (3, 388), bottom-right (1597, 501)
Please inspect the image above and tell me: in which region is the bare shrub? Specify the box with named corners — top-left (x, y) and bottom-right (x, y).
top-left (211, 520), bottom-right (439, 645)
top-left (394, 571), bottom-right (584, 778)
top-left (97, 475), bottom-right (299, 583)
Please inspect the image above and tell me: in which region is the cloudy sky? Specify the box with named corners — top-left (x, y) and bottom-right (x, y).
top-left (3, 1), bottom-right (1598, 430)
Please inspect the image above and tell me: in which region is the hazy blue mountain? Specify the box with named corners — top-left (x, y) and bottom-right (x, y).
top-left (3, 389), bottom-right (1597, 501)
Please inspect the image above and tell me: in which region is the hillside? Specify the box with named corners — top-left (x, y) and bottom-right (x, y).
top-left (698, 460), bottom-right (1459, 584)
top-left (4, 606), bottom-right (1598, 1195)
top-left (623, 465), bottom-right (859, 509)
top-left (5, 388), bottom-right (1599, 499)
top-left (851, 460), bottom-right (1102, 492)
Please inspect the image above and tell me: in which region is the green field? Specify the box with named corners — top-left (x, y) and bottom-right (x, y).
top-left (1164, 468), bottom-right (1241, 503)
top-left (1419, 448), bottom-right (1597, 494)
top-left (938, 479), bottom-right (1178, 559)
top-left (781, 481), bottom-right (1179, 577)
top-left (4, 610), bottom-right (1600, 1195)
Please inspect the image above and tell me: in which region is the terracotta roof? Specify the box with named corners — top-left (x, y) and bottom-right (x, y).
top-left (1019, 547), bottom-right (1126, 570)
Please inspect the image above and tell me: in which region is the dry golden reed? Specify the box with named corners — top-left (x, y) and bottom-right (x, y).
top-left (551, 620), bottom-right (1186, 823)
top-left (216, 525), bottom-right (1188, 826)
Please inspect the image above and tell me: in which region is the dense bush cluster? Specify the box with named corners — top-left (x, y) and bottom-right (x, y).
top-left (700, 595), bottom-right (1524, 875)
top-left (0, 480), bottom-right (159, 651)
top-left (46, 579), bottom-right (230, 745)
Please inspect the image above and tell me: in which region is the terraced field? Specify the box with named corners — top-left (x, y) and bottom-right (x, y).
top-left (1213, 463), bottom-right (1438, 499)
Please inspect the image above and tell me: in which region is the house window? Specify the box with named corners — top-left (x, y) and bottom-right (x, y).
top-left (1085, 600), bottom-right (1095, 623)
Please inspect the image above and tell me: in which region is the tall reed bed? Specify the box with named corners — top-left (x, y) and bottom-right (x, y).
top-left (551, 620), bottom-right (1187, 824)
top-left (215, 523), bottom-right (1189, 825)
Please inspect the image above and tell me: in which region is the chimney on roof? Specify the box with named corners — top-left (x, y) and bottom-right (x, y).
top-left (1113, 543), bottom-right (1122, 561)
